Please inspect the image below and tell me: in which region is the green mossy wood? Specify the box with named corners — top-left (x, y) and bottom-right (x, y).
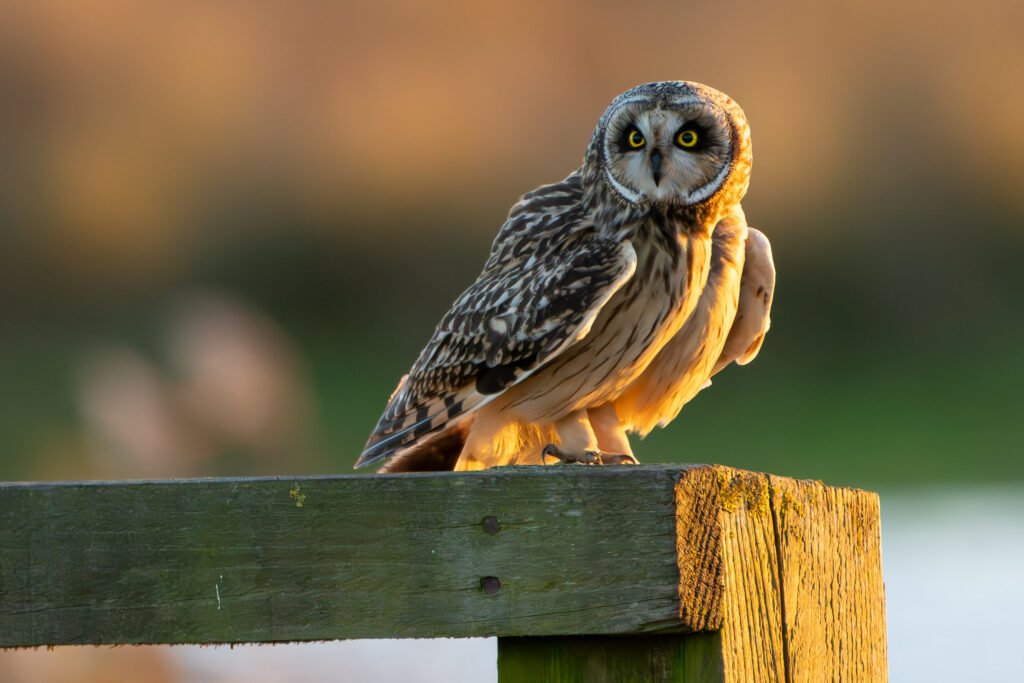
top-left (0, 464), bottom-right (887, 682)
top-left (0, 466), bottom-right (704, 645)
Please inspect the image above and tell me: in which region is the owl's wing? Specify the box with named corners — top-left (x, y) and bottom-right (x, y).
top-left (712, 228), bottom-right (775, 375)
top-left (356, 172), bottom-right (637, 468)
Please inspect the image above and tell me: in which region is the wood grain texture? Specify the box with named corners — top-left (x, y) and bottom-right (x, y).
top-left (673, 465), bottom-right (724, 632)
top-left (0, 466), bottom-right (718, 647)
top-left (697, 466), bottom-right (888, 683)
top-left (769, 475), bottom-right (888, 682)
top-left (713, 467), bottom-right (787, 682)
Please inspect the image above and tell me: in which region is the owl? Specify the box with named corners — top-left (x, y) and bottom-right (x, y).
top-left (355, 81), bottom-right (774, 472)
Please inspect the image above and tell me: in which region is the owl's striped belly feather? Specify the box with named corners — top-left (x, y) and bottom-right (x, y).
top-left (490, 225), bottom-right (713, 423)
top-left (614, 209), bottom-right (749, 435)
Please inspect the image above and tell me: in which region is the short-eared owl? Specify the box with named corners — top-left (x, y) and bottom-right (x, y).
top-left (356, 81), bottom-right (775, 472)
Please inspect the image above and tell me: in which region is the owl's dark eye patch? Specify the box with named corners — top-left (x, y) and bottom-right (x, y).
top-left (673, 122), bottom-right (710, 151)
top-left (618, 126), bottom-right (646, 152)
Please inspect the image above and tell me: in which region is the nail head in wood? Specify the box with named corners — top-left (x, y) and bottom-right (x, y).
top-left (482, 515), bottom-right (501, 534)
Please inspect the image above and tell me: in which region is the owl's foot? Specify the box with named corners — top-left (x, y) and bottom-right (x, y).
top-left (541, 443), bottom-right (638, 466)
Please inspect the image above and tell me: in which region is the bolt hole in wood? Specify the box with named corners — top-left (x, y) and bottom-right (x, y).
top-left (482, 515), bottom-right (501, 534)
top-left (481, 576), bottom-right (502, 595)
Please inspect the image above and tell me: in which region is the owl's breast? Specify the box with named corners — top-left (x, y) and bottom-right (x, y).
top-left (613, 222), bottom-right (716, 385)
top-left (614, 210), bottom-right (749, 435)
top-left (492, 217), bottom-right (714, 423)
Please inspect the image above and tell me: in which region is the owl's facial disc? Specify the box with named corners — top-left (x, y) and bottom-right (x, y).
top-left (603, 99), bottom-right (735, 207)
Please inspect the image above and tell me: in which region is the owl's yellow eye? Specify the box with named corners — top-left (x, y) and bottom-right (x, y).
top-left (627, 129), bottom-right (646, 149)
top-left (676, 129), bottom-right (699, 148)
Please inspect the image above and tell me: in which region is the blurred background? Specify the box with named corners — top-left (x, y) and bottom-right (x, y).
top-left (0, 0), bottom-right (1020, 680)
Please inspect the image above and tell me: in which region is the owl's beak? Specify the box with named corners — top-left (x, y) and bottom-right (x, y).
top-left (649, 149), bottom-right (663, 186)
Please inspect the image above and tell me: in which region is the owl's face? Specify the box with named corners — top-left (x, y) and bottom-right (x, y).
top-left (586, 82), bottom-right (751, 214)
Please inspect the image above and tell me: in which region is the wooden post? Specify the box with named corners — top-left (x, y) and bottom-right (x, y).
top-left (497, 466), bottom-right (887, 682)
top-left (0, 465), bottom-right (886, 682)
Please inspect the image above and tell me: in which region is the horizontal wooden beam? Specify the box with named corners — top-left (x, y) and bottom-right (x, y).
top-left (0, 465), bottom-right (717, 646)
top-left (0, 464), bottom-right (888, 682)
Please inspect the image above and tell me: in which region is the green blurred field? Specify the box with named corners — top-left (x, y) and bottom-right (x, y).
top-left (2, 211), bottom-right (1020, 487)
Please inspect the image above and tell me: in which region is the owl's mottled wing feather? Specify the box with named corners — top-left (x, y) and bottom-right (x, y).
top-left (356, 172), bottom-right (637, 467)
top-left (712, 228), bottom-right (775, 374)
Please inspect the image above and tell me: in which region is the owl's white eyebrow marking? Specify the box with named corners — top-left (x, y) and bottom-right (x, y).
top-left (682, 146), bottom-right (733, 205)
top-left (604, 167), bottom-right (644, 204)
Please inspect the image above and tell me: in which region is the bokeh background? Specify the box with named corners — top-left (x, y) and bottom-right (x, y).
top-left (1, 1), bottom-right (1021, 681)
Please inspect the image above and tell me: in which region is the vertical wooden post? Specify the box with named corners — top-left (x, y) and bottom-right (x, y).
top-left (767, 474), bottom-right (888, 681)
top-left (497, 633), bottom-right (723, 683)
top-left (497, 465), bottom-right (887, 682)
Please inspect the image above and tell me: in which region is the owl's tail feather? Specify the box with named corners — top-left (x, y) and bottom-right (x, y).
top-left (356, 383), bottom-right (485, 468)
top-left (379, 418), bottom-right (472, 473)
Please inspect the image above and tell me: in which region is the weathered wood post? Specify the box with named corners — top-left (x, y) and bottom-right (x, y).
top-left (0, 464), bottom-right (886, 682)
top-left (497, 466), bottom-right (887, 682)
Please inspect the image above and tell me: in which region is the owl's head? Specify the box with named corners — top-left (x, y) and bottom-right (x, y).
top-left (583, 81), bottom-right (752, 226)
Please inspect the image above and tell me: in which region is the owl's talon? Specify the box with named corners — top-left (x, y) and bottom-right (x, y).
top-left (599, 453), bottom-right (639, 465)
top-left (541, 444), bottom-right (635, 466)
top-left (542, 443), bottom-right (597, 465)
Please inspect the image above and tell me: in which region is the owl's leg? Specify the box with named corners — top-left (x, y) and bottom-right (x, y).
top-left (542, 409), bottom-right (637, 466)
top-left (455, 409), bottom-right (516, 470)
top-left (588, 404), bottom-right (636, 460)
